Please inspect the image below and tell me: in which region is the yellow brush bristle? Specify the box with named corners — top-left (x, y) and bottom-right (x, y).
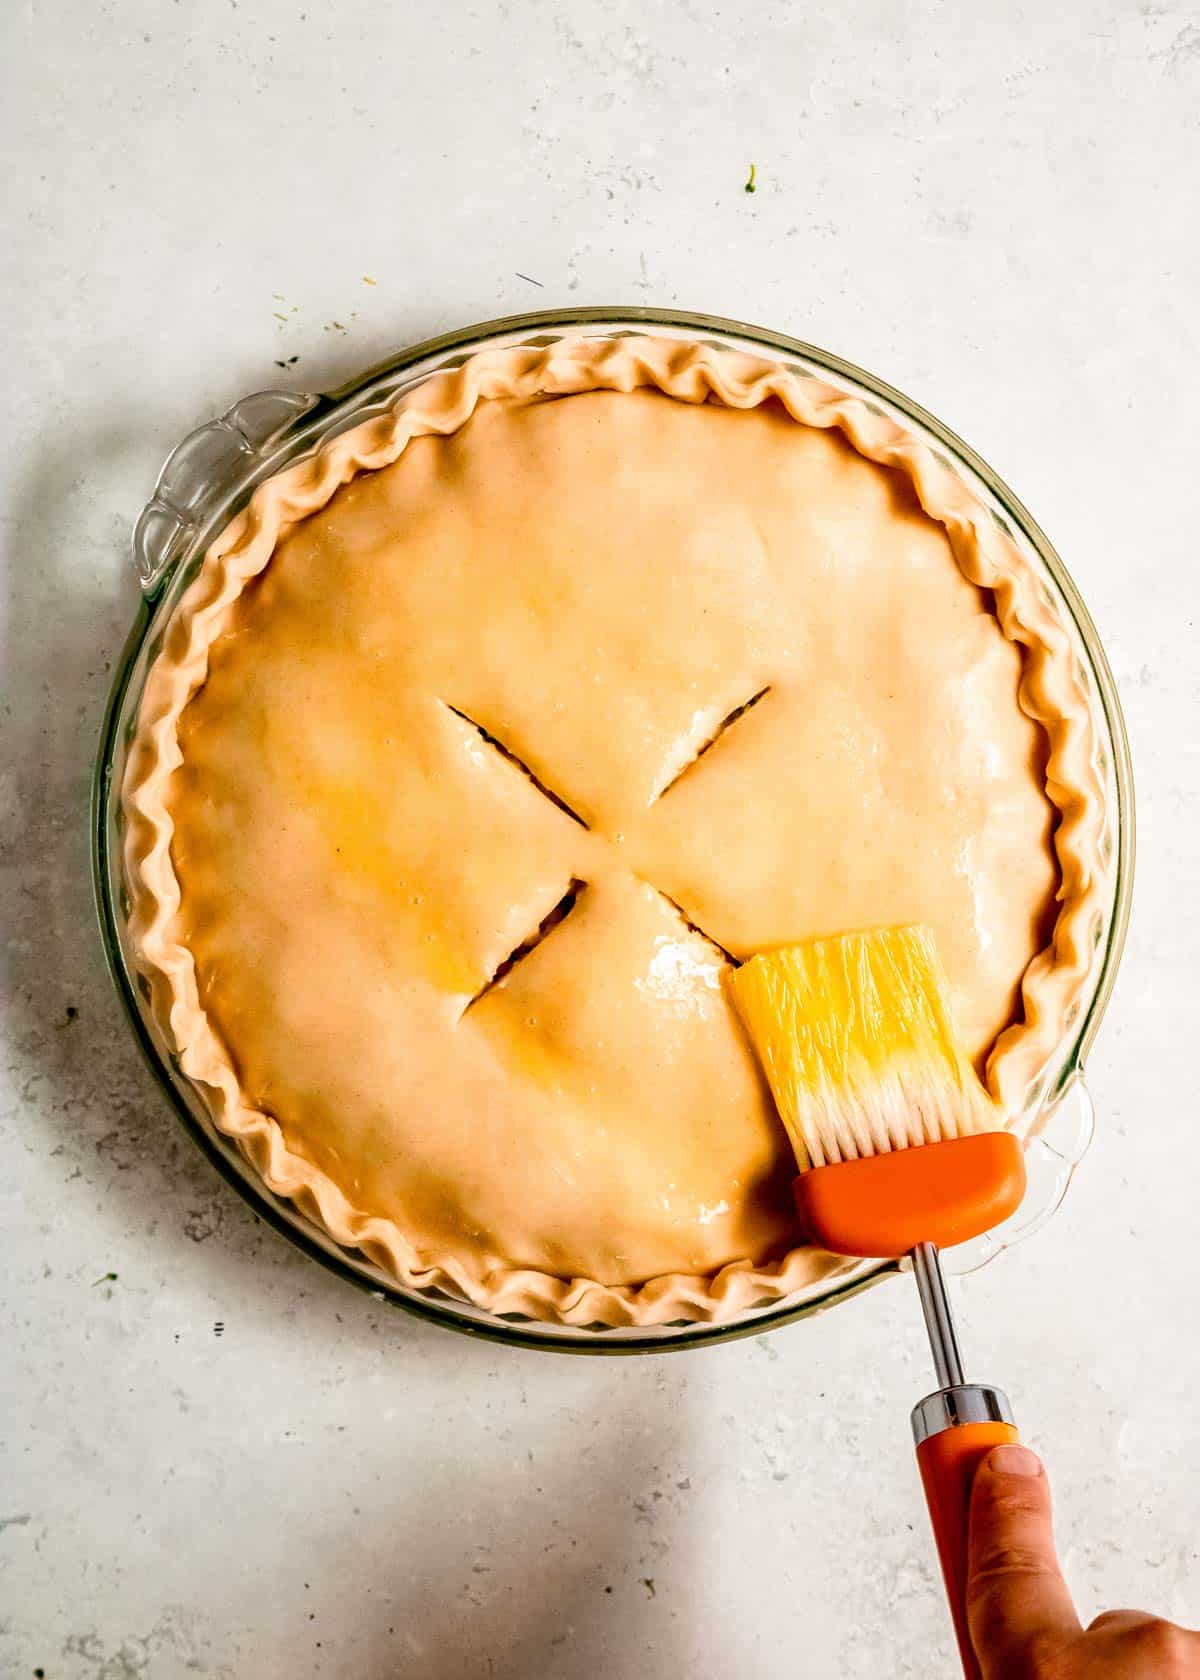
top-left (729, 926), bottom-right (999, 1169)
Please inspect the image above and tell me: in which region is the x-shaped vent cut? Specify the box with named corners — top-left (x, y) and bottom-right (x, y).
top-left (456, 690), bottom-right (770, 1009)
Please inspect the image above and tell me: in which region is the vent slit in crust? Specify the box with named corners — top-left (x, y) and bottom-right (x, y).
top-left (653, 685), bottom-right (772, 801)
top-left (445, 702), bottom-right (589, 829)
top-left (645, 883), bottom-right (741, 968)
top-left (464, 879), bottom-right (587, 1012)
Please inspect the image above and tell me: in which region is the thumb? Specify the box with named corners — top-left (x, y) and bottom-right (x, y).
top-left (966, 1443), bottom-right (1081, 1675)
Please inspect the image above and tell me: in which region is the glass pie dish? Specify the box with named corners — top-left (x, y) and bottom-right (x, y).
top-left (92, 307), bottom-right (1134, 1353)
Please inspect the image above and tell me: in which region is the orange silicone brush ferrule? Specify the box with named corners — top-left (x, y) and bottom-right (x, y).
top-left (793, 1131), bottom-right (1027, 1258)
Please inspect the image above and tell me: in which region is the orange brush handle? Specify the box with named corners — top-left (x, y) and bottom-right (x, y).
top-left (917, 1419), bottom-right (1019, 1680)
top-left (794, 1131), bottom-right (1026, 1258)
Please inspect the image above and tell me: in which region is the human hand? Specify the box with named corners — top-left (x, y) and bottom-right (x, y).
top-left (966, 1443), bottom-right (1200, 1678)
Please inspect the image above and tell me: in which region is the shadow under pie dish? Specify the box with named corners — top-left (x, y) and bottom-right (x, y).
top-left (110, 318), bottom-right (1127, 1338)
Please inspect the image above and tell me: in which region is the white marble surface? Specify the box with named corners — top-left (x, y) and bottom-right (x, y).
top-left (3, 2), bottom-right (1199, 1675)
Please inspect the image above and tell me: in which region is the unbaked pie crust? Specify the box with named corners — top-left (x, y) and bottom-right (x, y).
top-left (123, 336), bottom-right (1107, 1326)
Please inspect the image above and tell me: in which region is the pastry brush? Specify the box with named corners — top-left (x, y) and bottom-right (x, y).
top-left (730, 926), bottom-right (1027, 1680)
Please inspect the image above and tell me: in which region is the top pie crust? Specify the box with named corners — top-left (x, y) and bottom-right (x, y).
top-left (123, 335), bottom-right (1108, 1326)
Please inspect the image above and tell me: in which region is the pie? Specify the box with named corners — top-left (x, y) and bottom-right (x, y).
top-left (123, 335), bottom-right (1108, 1326)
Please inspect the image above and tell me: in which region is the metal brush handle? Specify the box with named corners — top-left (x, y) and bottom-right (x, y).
top-left (909, 1243), bottom-right (1018, 1680)
top-left (913, 1241), bottom-right (966, 1389)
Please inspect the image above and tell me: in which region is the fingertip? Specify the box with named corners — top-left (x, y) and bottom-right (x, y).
top-left (983, 1442), bottom-right (1043, 1479)
top-left (970, 1441), bottom-right (1053, 1538)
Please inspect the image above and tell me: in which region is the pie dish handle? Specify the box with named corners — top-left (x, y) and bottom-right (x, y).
top-left (132, 389), bottom-right (322, 595)
top-left (940, 1070), bottom-right (1095, 1278)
